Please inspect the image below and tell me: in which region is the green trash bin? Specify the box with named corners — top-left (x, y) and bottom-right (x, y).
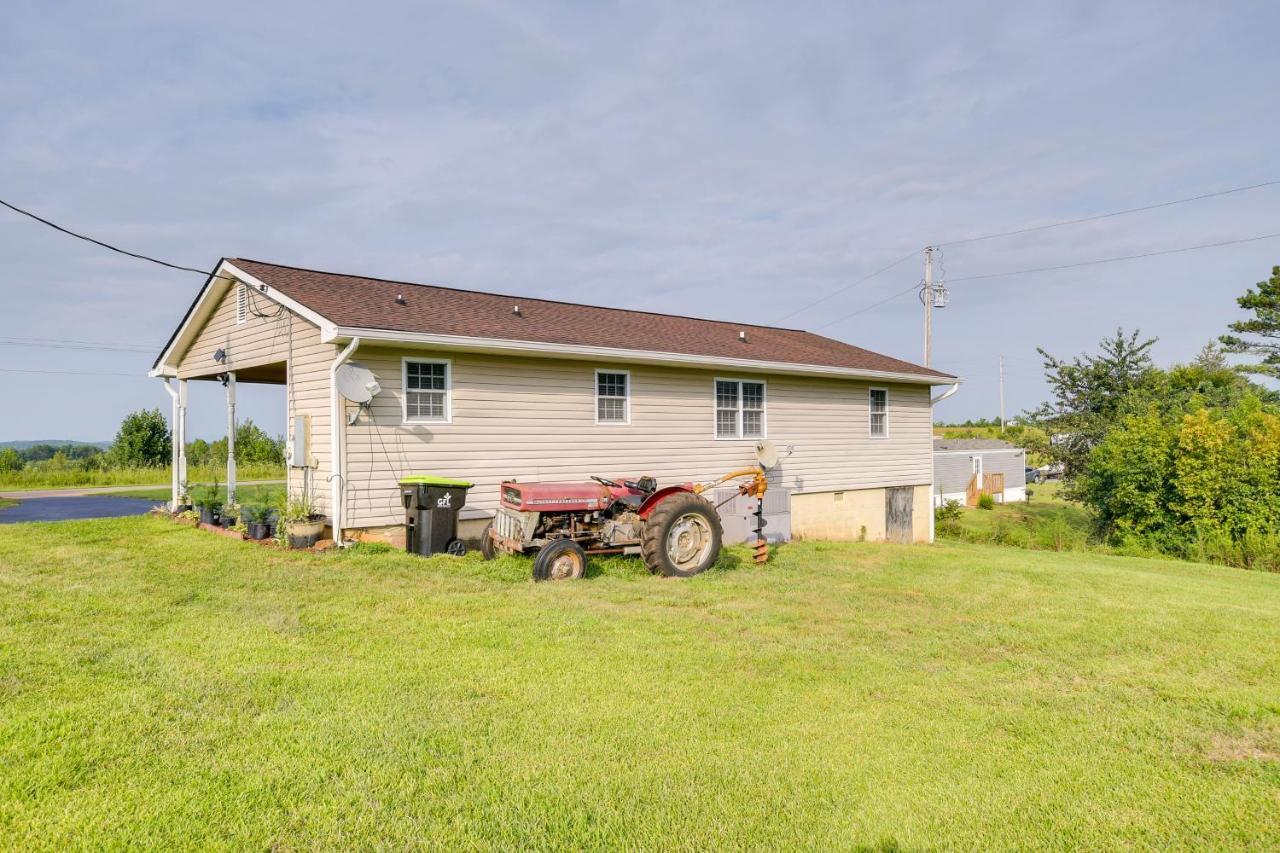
top-left (400, 476), bottom-right (475, 556)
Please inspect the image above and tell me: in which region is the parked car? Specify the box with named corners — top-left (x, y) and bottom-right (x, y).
top-left (1025, 466), bottom-right (1042, 484)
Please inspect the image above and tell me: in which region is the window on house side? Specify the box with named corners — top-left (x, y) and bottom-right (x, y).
top-left (404, 360), bottom-right (449, 422)
top-left (715, 379), bottom-right (766, 439)
top-left (869, 388), bottom-right (888, 437)
top-left (596, 371), bottom-right (629, 424)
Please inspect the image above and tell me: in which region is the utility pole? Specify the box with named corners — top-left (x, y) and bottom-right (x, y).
top-left (998, 355), bottom-right (1006, 432)
top-left (922, 246), bottom-right (934, 367)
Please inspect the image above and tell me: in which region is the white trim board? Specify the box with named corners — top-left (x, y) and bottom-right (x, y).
top-left (329, 325), bottom-right (958, 385)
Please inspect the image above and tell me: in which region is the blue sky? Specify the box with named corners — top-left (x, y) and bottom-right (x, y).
top-left (2, 1), bottom-right (1278, 441)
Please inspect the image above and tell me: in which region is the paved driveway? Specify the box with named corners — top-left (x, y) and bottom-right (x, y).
top-left (0, 495), bottom-right (159, 524)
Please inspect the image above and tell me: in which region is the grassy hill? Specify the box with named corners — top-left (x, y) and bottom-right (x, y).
top-left (0, 439), bottom-right (111, 450)
top-left (0, 518), bottom-right (1276, 848)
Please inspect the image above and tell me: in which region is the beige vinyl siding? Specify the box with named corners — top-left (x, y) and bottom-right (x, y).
top-left (286, 316), bottom-right (336, 514)
top-left (337, 346), bottom-right (932, 529)
top-left (175, 282), bottom-right (298, 378)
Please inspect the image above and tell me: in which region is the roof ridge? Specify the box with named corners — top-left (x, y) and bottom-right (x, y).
top-left (230, 257), bottom-right (812, 335)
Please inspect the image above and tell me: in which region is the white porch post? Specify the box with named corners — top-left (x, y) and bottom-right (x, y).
top-left (226, 372), bottom-right (237, 506)
top-left (177, 379), bottom-right (188, 503)
top-left (163, 379), bottom-right (180, 511)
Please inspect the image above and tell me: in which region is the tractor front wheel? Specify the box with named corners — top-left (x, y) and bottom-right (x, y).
top-left (533, 539), bottom-right (587, 581)
top-left (479, 522), bottom-right (497, 560)
top-left (640, 492), bottom-right (722, 577)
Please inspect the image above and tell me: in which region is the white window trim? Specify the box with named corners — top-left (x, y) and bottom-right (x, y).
top-left (401, 357), bottom-right (452, 424)
top-left (235, 284), bottom-right (248, 324)
top-left (713, 377), bottom-right (767, 440)
top-left (869, 386), bottom-right (889, 439)
top-left (594, 368), bottom-right (631, 425)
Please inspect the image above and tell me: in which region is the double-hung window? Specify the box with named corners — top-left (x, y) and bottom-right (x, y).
top-left (403, 359), bottom-right (450, 423)
top-left (715, 379), bottom-right (766, 439)
top-left (869, 387), bottom-right (888, 437)
top-left (596, 370), bottom-right (629, 424)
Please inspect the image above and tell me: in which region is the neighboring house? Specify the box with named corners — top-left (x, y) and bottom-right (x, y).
top-left (933, 438), bottom-right (1027, 506)
top-left (150, 259), bottom-right (959, 545)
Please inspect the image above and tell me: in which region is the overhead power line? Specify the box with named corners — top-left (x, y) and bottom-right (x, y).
top-left (0, 197), bottom-right (211, 276)
top-left (948, 231), bottom-right (1280, 283)
top-left (0, 367), bottom-right (142, 378)
top-left (817, 230), bottom-right (1280, 331)
top-left (937, 179), bottom-right (1280, 247)
top-left (774, 249), bottom-right (918, 323)
top-left (812, 282), bottom-right (921, 331)
top-left (0, 336), bottom-right (154, 353)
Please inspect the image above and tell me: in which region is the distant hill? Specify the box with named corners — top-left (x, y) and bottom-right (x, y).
top-left (0, 439), bottom-right (112, 451)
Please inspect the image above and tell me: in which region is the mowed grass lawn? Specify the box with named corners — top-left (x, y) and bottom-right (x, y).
top-left (2, 519), bottom-right (1278, 848)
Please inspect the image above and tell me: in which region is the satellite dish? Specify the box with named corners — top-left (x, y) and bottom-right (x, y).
top-left (755, 440), bottom-right (779, 470)
top-left (336, 362), bottom-right (381, 404)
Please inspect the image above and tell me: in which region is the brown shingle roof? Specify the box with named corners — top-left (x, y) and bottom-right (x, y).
top-left (230, 258), bottom-right (955, 380)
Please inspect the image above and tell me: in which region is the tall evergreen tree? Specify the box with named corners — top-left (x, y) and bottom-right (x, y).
top-left (1220, 265), bottom-right (1280, 379)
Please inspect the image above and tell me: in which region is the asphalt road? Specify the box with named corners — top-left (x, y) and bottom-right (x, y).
top-left (0, 480), bottom-right (284, 500)
top-left (0, 495), bottom-right (159, 524)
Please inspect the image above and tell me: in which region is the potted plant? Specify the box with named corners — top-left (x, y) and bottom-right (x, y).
top-left (221, 500), bottom-right (241, 529)
top-left (191, 484), bottom-right (222, 526)
top-left (283, 491), bottom-right (325, 549)
top-left (243, 505), bottom-right (272, 541)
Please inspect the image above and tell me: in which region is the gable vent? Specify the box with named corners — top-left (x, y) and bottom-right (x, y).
top-left (235, 284), bottom-right (248, 324)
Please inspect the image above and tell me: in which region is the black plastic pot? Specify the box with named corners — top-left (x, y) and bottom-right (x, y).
top-left (246, 522), bottom-right (270, 541)
top-left (198, 505), bottom-right (220, 525)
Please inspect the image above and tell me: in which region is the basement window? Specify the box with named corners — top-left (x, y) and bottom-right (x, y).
top-left (715, 379), bottom-right (766, 439)
top-left (235, 284), bottom-right (248, 324)
top-left (403, 358), bottom-right (451, 423)
top-left (869, 387), bottom-right (888, 437)
top-left (595, 370), bottom-right (630, 424)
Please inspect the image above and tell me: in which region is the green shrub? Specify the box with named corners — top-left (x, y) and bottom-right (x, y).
top-left (1033, 517), bottom-right (1088, 552)
top-left (977, 493), bottom-right (996, 511)
top-left (935, 499), bottom-right (963, 524)
top-left (936, 519), bottom-right (963, 539)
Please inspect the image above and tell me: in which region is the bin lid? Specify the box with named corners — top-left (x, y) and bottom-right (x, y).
top-left (399, 475), bottom-right (475, 488)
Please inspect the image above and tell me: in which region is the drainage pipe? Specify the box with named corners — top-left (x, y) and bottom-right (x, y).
top-left (329, 337), bottom-right (361, 545)
top-left (931, 382), bottom-right (961, 405)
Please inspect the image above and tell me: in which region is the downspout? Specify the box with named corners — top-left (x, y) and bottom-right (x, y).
top-left (928, 382), bottom-right (961, 543)
top-left (329, 337), bottom-right (361, 545)
top-left (930, 382), bottom-right (960, 405)
top-left (162, 379), bottom-right (179, 512)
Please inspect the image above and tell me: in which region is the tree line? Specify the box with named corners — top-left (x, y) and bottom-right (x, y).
top-left (0, 410), bottom-right (285, 475)
top-left (1028, 265), bottom-right (1280, 569)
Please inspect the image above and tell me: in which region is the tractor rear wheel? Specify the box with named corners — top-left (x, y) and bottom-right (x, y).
top-left (533, 539), bottom-right (587, 581)
top-left (479, 522), bottom-right (496, 560)
top-left (640, 492), bottom-right (722, 577)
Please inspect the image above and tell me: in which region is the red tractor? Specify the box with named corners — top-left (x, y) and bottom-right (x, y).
top-left (480, 444), bottom-right (779, 580)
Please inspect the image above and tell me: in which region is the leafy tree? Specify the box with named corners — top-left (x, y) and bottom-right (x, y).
top-left (0, 448), bottom-right (22, 473)
top-left (1026, 328), bottom-right (1157, 486)
top-left (205, 420), bottom-right (285, 467)
top-left (1220, 265), bottom-right (1280, 378)
top-left (186, 438), bottom-right (211, 467)
top-left (109, 409), bottom-right (172, 468)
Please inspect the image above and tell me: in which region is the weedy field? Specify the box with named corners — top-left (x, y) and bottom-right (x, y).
top-left (1, 517), bottom-right (1277, 848)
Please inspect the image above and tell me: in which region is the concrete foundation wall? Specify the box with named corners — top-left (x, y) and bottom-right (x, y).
top-left (791, 484), bottom-right (931, 543)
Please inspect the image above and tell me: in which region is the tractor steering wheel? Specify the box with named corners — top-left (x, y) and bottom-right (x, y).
top-left (590, 475), bottom-right (622, 488)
